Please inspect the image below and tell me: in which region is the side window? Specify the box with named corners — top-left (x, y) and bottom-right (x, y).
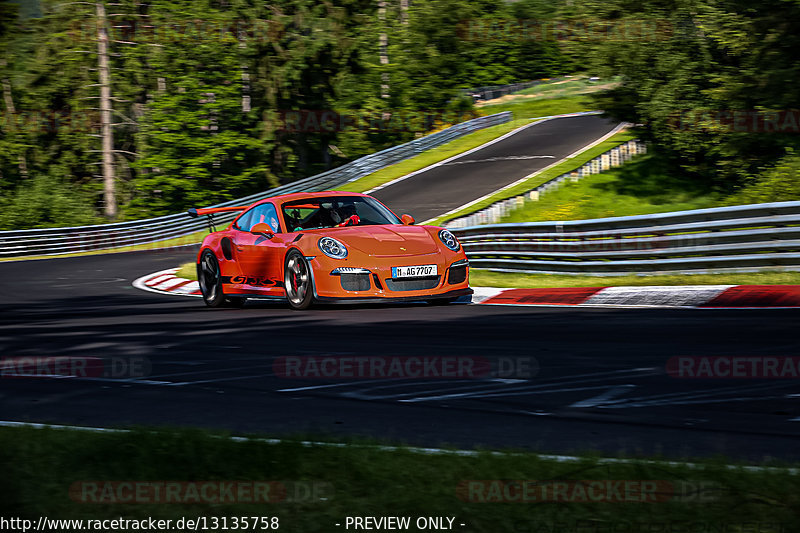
top-left (251, 203), bottom-right (281, 233)
top-left (234, 203), bottom-right (280, 233)
top-left (235, 209), bottom-right (254, 232)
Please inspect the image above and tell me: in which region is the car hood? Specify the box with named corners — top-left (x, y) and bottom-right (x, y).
top-left (330, 225), bottom-right (440, 257)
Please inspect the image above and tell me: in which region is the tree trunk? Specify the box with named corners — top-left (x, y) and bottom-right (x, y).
top-left (379, 0), bottom-right (389, 98)
top-left (1, 60), bottom-right (29, 179)
top-left (97, 2), bottom-right (117, 219)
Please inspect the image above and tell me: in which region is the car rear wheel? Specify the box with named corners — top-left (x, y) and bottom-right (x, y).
top-left (284, 250), bottom-right (314, 310)
top-left (198, 250), bottom-right (246, 308)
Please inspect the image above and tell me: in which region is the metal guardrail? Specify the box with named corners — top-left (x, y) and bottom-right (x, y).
top-left (452, 201), bottom-right (800, 275)
top-left (0, 112), bottom-right (511, 259)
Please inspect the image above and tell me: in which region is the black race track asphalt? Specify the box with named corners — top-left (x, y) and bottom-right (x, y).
top-left (1, 114), bottom-right (799, 462)
top-left (1, 250), bottom-right (799, 462)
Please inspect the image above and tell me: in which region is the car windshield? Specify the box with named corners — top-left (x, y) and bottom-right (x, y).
top-left (281, 196), bottom-right (401, 232)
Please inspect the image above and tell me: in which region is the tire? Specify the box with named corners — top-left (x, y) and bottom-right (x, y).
top-left (284, 250), bottom-right (314, 310)
top-left (197, 250), bottom-right (246, 308)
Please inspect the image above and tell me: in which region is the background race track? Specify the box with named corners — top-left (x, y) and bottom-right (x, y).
top-left (2, 115), bottom-right (799, 463)
top-left (372, 114), bottom-right (619, 222)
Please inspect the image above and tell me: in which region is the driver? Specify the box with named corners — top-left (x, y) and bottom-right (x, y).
top-left (337, 200), bottom-right (358, 221)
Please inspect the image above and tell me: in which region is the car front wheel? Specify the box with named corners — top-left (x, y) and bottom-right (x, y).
top-left (284, 250), bottom-right (314, 310)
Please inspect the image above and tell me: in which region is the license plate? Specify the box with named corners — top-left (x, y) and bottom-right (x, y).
top-left (392, 264), bottom-right (437, 279)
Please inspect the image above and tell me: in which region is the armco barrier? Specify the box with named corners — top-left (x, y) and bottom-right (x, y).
top-left (451, 201), bottom-right (800, 275)
top-left (0, 112), bottom-right (510, 259)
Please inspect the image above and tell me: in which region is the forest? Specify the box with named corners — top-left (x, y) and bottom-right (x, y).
top-left (1, 0), bottom-right (798, 229)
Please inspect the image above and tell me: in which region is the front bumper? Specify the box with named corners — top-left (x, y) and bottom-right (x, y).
top-left (314, 287), bottom-right (473, 304)
top-left (310, 255), bottom-right (470, 301)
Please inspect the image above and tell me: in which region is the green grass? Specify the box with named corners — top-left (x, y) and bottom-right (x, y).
top-left (470, 269), bottom-right (800, 288)
top-left (497, 152), bottom-right (720, 224)
top-left (177, 261), bottom-right (197, 280)
top-left (426, 130), bottom-right (637, 226)
top-left (476, 94), bottom-right (596, 121)
top-left (1, 425), bottom-right (796, 532)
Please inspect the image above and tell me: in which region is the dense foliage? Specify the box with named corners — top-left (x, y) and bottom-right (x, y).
top-left (0, 0), bottom-right (570, 227)
top-left (578, 0), bottom-right (800, 194)
top-left (2, 0), bottom-right (798, 229)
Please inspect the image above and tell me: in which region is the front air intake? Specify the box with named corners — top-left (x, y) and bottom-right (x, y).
top-left (384, 276), bottom-right (440, 292)
top-left (340, 273), bottom-right (371, 291)
top-left (448, 266), bottom-right (467, 285)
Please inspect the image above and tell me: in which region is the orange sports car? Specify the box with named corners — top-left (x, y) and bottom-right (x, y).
top-left (188, 191), bottom-right (471, 309)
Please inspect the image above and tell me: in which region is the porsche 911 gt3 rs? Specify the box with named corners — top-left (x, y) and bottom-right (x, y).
top-left (188, 191), bottom-right (472, 310)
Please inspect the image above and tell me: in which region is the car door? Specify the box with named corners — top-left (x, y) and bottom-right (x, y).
top-left (231, 202), bottom-right (286, 291)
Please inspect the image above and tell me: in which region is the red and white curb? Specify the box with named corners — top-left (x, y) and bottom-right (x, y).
top-left (133, 269), bottom-right (800, 308)
top-left (473, 285), bottom-right (800, 308)
top-left (133, 268), bottom-right (202, 297)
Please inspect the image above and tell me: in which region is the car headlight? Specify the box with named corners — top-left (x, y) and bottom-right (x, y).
top-left (438, 229), bottom-right (460, 251)
top-left (318, 237), bottom-right (348, 259)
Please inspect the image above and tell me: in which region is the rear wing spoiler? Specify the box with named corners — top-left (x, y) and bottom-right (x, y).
top-left (187, 205), bottom-right (248, 232)
top-left (187, 206), bottom-right (248, 218)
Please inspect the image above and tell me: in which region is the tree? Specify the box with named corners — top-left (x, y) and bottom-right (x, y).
top-left (576, 0), bottom-right (800, 191)
top-left (128, 0), bottom-right (270, 217)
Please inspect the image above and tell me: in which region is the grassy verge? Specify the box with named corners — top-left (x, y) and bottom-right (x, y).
top-left (177, 261), bottom-right (197, 280)
top-left (497, 152), bottom-right (721, 223)
top-left (470, 269), bottom-right (800, 289)
top-left (476, 94), bottom-right (596, 121)
top-left (426, 130), bottom-right (637, 226)
top-left (1, 425), bottom-right (795, 532)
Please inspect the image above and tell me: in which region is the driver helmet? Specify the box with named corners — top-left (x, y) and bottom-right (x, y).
top-left (336, 200), bottom-right (357, 221)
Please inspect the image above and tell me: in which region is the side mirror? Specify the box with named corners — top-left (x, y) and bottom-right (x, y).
top-left (251, 222), bottom-right (274, 239)
top-left (401, 214), bottom-right (415, 225)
